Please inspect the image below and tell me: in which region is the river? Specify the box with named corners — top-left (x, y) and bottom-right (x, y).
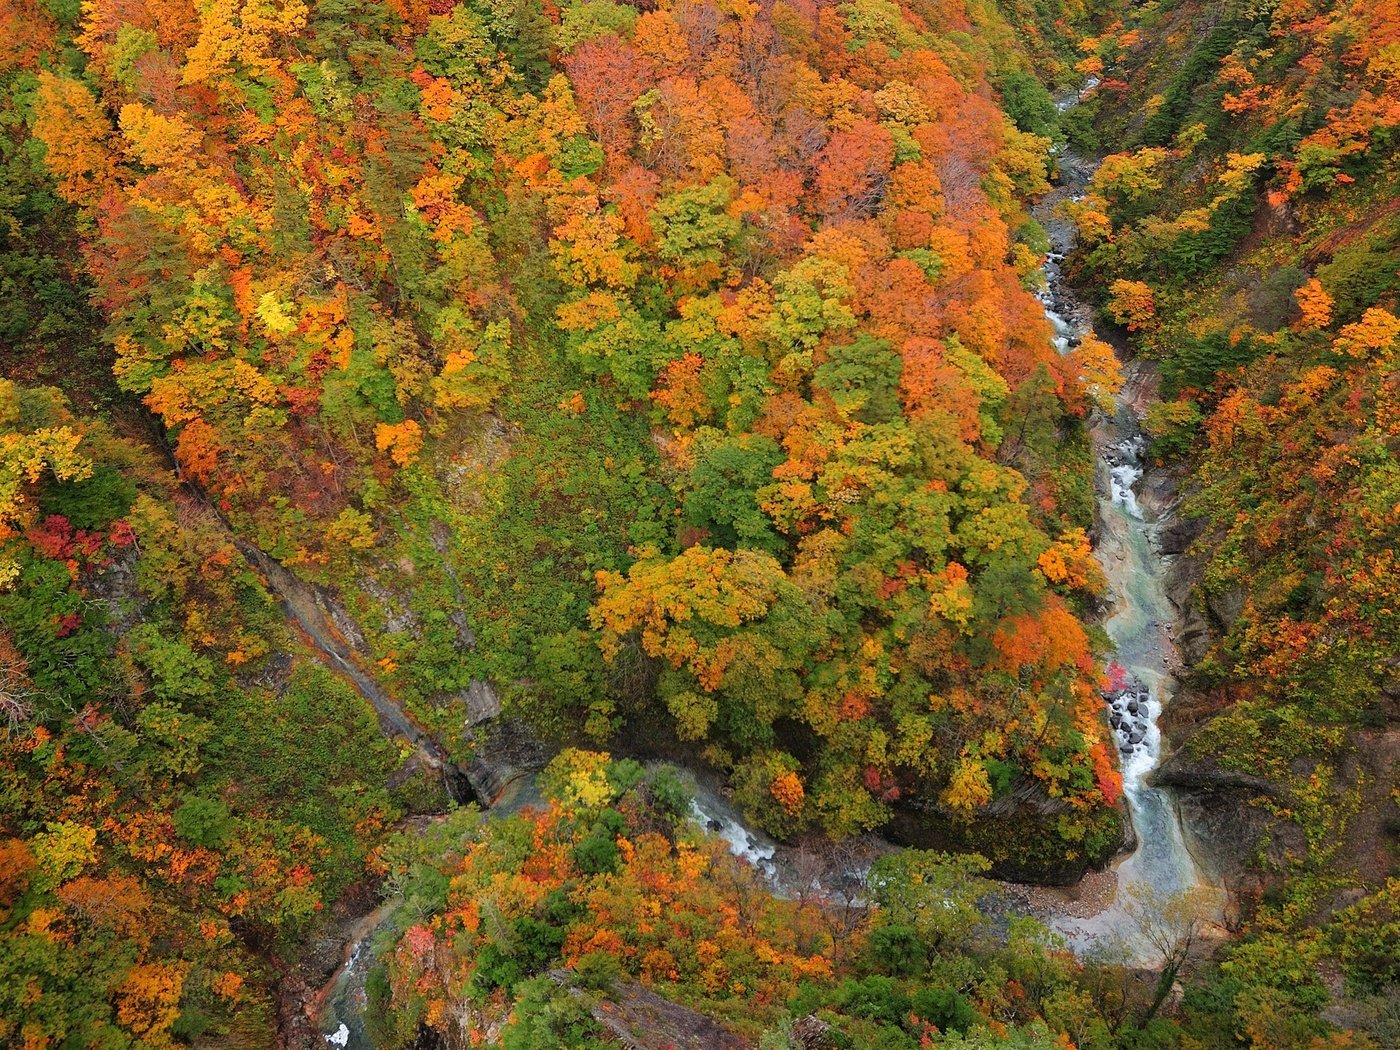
top-left (1033, 94), bottom-right (1218, 959)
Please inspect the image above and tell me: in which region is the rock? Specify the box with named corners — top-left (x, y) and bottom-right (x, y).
top-left (1206, 585), bottom-right (1246, 631)
top-left (449, 609), bottom-right (476, 650)
top-left (1151, 749), bottom-right (1282, 797)
top-left (791, 1015), bottom-right (839, 1049)
top-left (1159, 515), bottom-right (1203, 557)
top-left (458, 713), bottom-right (549, 810)
top-left (461, 679), bottom-right (502, 727)
top-left (547, 971), bottom-right (746, 1050)
top-left (360, 574), bottom-right (418, 635)
top-left (887, 786), bottom-right (1125, 885)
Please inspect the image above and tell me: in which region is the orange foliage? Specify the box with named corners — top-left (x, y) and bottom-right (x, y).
top-left (769, 770), bottom-right (805, 814)
top-left (1294, 278), bottom-right (1334, 330)
top-left (992, 599), bottom-right (1095, 679)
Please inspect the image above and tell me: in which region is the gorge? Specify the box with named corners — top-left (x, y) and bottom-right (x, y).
top-left (1, 0), bottom-right (1397, 1046)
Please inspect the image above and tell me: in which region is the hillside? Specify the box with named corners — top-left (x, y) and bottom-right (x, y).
top-left (1059, 0), bottom-right (1400, 1044)
top-left (0, 0), bottom-right (1396, 1046)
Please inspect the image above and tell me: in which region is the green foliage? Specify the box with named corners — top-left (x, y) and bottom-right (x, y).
top-left (1142, 399), bottom-right (1203, 460)
top-left (650, 178), bottom-right (742, 276)
top-left (36, 463), bottom-right (136, 529)
top-left (499, 977), bottom-right (609, 1049)
top-left (1140, 25), bottom-right (1240, 147)
top-left (866, 850), bottom-right (991, 955)
top-left (814, 335), bottom-right (905, 424)
top-left (573, 809), bottom-right (626, 874)
top-left (998, 71), bottom-right (1059, 137)
top-left (1316, 231), bottom-right (1400, 324)
top-left (1161, 330), bottom-right (1261, 396)
top-left (910, 985), bottom-right (977, 1034)
top-left (682, 431), bottom-right (786, 552)
top-left (173, 796), bottom-right (233, 848)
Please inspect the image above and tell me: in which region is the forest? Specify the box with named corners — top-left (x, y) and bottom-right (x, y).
top-left (0, 0), bottom-right (1396, 1045)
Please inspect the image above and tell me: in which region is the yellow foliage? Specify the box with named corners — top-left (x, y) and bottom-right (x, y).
top-left (929, 562), bottom-right (975, 630)
top-left (30, 821), bottom-right (98, 883)
top-left (118, 104), bottom-right (197, 168)
top-left (1105, 279), bottom-right (1156, 331)
top-left (255, 292), bottom-right (299, 337)
top-left (541, 748), bottom-right (617, 813)
top-left (183, 0), bottom-right (309, 84)
top-left (942, 755), bottom-right (992, 814)
top-left (326, 507), bottom-right (378, 550)
top-left (1333, 307), bottom-right (1400, 359)
top-left (0, 396), bottom-right (93, 586)
top-left (1071, 331), bottom-right (1124, 412)
top-left (1037, 528), bottom-right (1105, 593)
top-left (1216, 152), bottom-right (1267, 194)
top-left (31, 73), bottom-right (120, 205)
top-left (116, 962), bottom-right (186, 1039)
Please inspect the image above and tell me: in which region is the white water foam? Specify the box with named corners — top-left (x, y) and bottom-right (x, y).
top-left (689, 796), bottom-right (778, 879)
top-left (1035, 126), bottom-right (1219, 959)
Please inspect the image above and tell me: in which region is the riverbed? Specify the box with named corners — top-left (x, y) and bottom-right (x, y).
top-left (1032, 113), bottom-right (1220, 959)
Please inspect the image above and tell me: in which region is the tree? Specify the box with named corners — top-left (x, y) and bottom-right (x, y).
top-left (1070, 332), bottom-right (1123, 413)
top-left (592, 546), bottom-right (819, 739)
top-left (866, 850), bottom-right (992, 959)
top-left (1124, 884), bottom-right (1218, 1022)
top-left (1105, 279), bottom-right (1156, 331)
top-left (813, 120), bottom-right (895, 220)
top-left (375, 420), bottom-right (424, 468)
top-left (1294, 278), bottom-right (1334, 330)
top-left (31, 73), bottom-right (120, 205)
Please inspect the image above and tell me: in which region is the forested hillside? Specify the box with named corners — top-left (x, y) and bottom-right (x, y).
top-left (0, 0), bottom-right (1397, 1045)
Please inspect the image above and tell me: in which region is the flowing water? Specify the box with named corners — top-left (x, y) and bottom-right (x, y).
top-left (1034, 102), bottom-right (1216, 959)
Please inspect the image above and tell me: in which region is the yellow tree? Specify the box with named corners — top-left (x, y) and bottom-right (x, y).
top-left (31, 73), bottom-right (121, 205)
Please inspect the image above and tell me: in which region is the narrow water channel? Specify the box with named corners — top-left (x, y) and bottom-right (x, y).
top-left (1034, 95), bottom-right (1214, 958)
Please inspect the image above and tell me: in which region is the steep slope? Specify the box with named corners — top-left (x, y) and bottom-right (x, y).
top-left (19, 0), bottom-right (1127, 871)
top-left (7, 0), bottom-right (1399, 1044)
top-left (0, 0), bottom-right (1131, 1042)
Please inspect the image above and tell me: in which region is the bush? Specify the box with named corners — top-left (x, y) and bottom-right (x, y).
top-left (840, 976), bottom-right (912, 1024)
top-left (38, 463), bottom-right (136, 529)
top-left (572, 810), bottom-right (626, 875)
top-left (574, 950), bottom-right (622, 992)
top-left (173, 796), bottom-right (232, 848)
top-left (864, 923), bottom-right (927, 977)
top-left (499, 976), bottom-right (608, 1050)
top-left (643, 766), bottom-right (692, 824)
top-left (998, 71), bottom-right (1058, 137)
top-left (910, 986), bottom-right (977, 1034)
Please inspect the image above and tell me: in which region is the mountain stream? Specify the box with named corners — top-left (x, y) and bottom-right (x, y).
top-left (1034, 99), bottom-right (1219, 959)
top-left (307, 93), bottom-right (1221, 1043)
